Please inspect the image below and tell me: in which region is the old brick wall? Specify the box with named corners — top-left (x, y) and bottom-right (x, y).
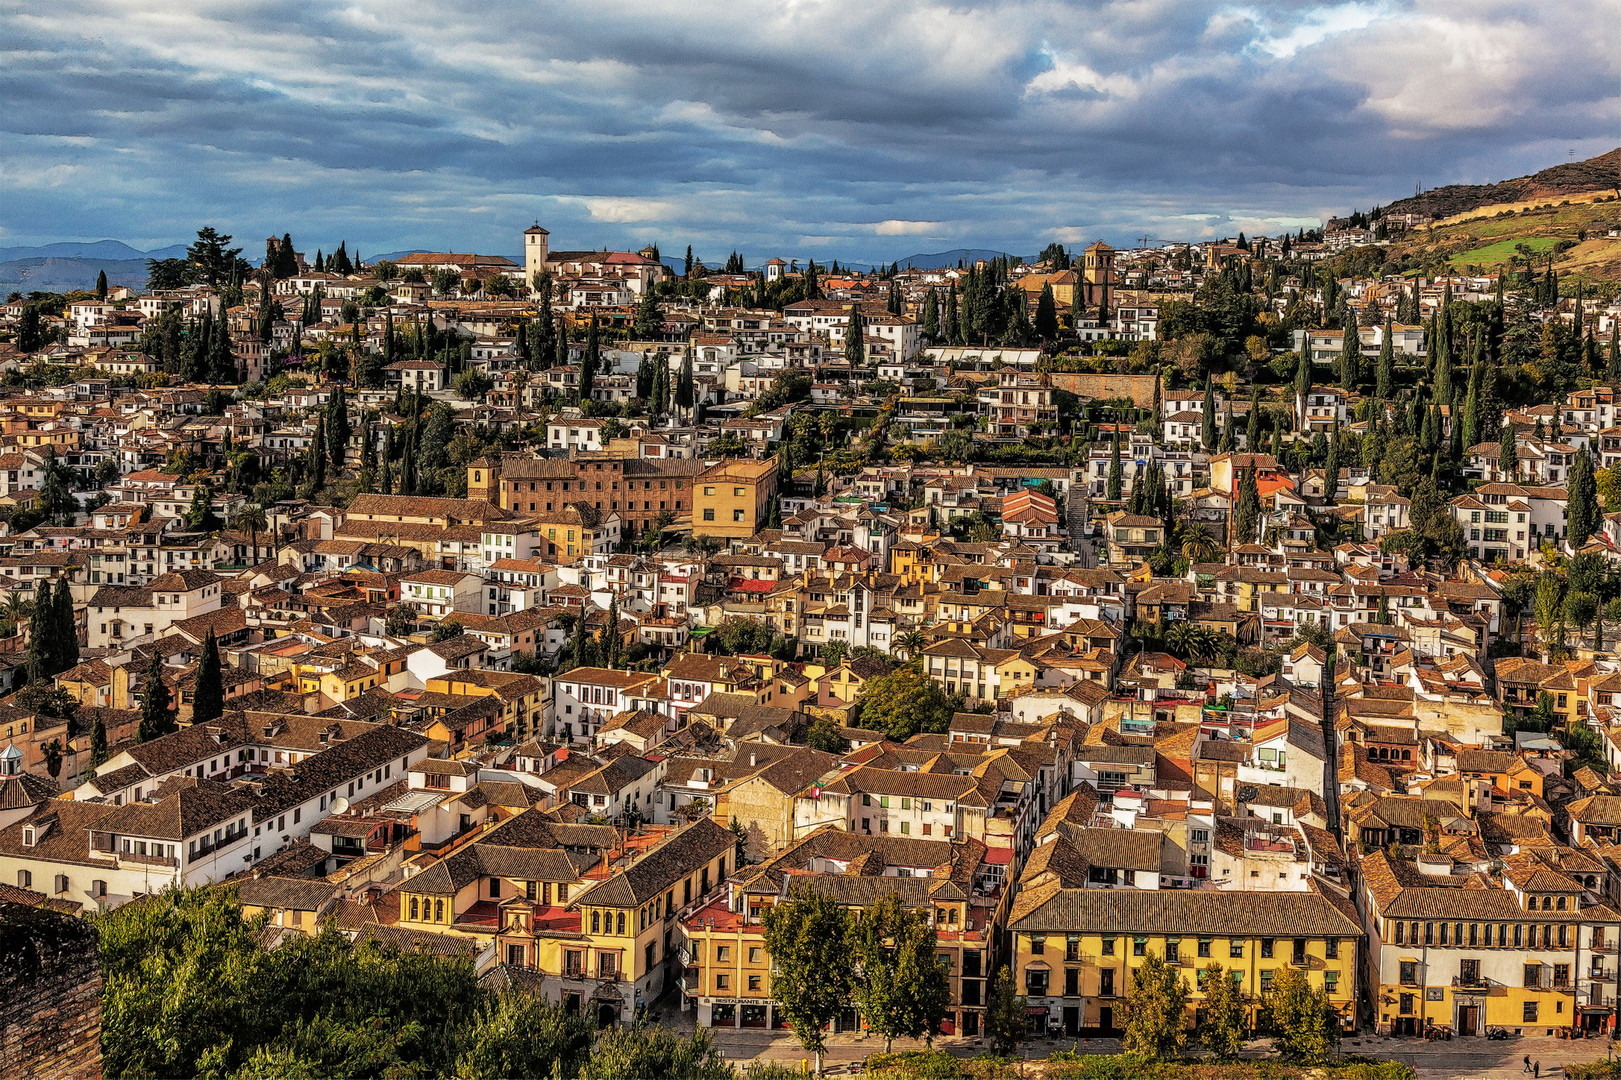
top-left (0, 900), bottom-right (102, 1080)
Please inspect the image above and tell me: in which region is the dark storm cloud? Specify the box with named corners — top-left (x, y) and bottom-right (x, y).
top-left (1, 0), bottom-right (1614, 261)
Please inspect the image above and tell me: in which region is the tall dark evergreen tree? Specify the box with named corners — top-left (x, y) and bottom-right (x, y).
top-left (327, 384), bottom-right (349, 467)
top-left (1376, 321), bottom-right (1394, 400)
top-left (580, 315), bottom-right (599, 404)
top-left (1200, 383), bottom-right (1217, 451)
top-left (676, 347), bottom-right (695, 414)
top-left (52, 576), bottom-right (77, 676)
top-left (137, 647), bottom-right (176, 743)
top-left (1034, 284), bottom-right (1058, 341)
top-left (95, 269), bottom-right (108, 301)
top-left (1233, 466), bottom-right (1260, 547)
top-left (844, 306), bottom-right (865, 367)
top-left (1569, 448), bottom-right (1598, 547)
top-left (1106, 430), bottom-right (1122, 500)
top-left (23, 579), bottom-right (55, 684)
top-left (192, 628), bottom-right (225, 725)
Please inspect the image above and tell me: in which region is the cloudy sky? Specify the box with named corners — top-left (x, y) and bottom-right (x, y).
top-left (2, 0), bottom-right (1615, 264)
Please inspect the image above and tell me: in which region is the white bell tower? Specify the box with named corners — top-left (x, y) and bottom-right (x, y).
top-left (523, 223), bottom-right (550, 289)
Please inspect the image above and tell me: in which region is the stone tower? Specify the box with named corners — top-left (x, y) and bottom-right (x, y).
top-left (523, 223), bottom-right (550, 290)
top-left (1081, 241), bottom-right (1115, 308)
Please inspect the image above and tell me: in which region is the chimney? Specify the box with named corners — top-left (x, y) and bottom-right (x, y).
top-left (749, 752), bottom-right (757, 768)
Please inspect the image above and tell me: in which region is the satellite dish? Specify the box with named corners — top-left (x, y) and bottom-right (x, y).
top-left (329, 797), bottom-right (350, 816)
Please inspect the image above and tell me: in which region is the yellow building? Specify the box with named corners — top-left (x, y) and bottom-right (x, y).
top-left (1008, 885), bottom-right (1362, 1035)
top-left (693, 459), bottom-right (778, 539)
top-left (681, 827), bottom-right (1007, 1036)
top-left (1361, 849), bottom-right (1621, 1037)
top-left (518, 817), bottom-right (736, 1025)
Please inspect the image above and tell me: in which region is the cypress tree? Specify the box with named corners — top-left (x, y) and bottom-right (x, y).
top-left (1498, 422), bottom-right (1517, 481)
top-left (327, 384), bottom-right (349, 467)
top-left (1295, 335), bottom-right (1312, 401)
top-left (555, 324), bottom-right (569, 372)
top-left (95, 269), bottom-right (108, 301)
top-left (1376, 321), bottom-right (1394, 400)
top-left (137, 647), bottom-right (175, 743)
top-left (1106, 430), bottom-right (1122, 500)
top-left (89, 717), bottom-right (108, 767)
top-left (1245, 387), bottom-right (1260, 449)
top-left (1324, 425), bottom-right (1340, 503)
top-left (844, 306), bottom-right (865, 367)
top-left (1462, 362), bottom-right (1483, 451)
top-left (1608, 324), bottom-right (1621, 383)
top-left (1201, 382), bottom-right (1216, 451)
top-left (1233, 466), bottom-right (1260, 546)
top-left (1569, 448), bottom-right (1598, 547)
top-left (580, 315), bottom-right (599, 404)
top-left (676, 348), bottom-right (695, 413)
top-left (192, 627), bottom-right (225, 724)
top-left (1339, 318), bottom-right (1359, 390)
top-left (1034, 284), bottom-right (1058, 341)
top-left (23, 579), bottom-right (54, 684)
top-left (1219, 398), bottom-right (1235, 454)
top-left (52, 576), bottom-right (77, 676)
top-left (922, 291), bottom-right (940, 343)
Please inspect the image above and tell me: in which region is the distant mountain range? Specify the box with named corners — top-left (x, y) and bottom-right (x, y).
top-left (0, 241), bottom-right (188, 296)
top-left (2, 240), bottom-right (1044, 296)
top-left (892, 248), bottom-right (1033, 270)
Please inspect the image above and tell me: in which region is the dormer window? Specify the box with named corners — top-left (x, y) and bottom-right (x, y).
top-left (21, 826), bottom-right (35, 847)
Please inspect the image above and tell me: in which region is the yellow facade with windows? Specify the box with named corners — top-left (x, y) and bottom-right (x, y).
top-left (692, 459), bottom-right (778, 539)
top-left (1007, 887), bottom-right (1361, 1035)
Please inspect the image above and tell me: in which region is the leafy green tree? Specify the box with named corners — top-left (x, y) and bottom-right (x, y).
top-left (137, 646), bottom-right (176, 742)
top-left (452, 991), bottom-right (593, 1080)
top-left (762, 887), bottom-right (855, 1076)
top-left (192, 627), bottom-right (225, 724)
top-left (850, 893), bottom-right (950, 1053)
top-left (856, 668), bottom-right (953, 740)
top-left (1123, 951), bottom-right (1190, 1058)
top-left (806, 718), bottom-right (850, 754)
top-left (985, 965), bottom-right (1026, 1057)
top-left (1199, 964), bottom-right (1247, 1058)
top-left (1264, 965), bottom-right (1341, 1063)
top-left (634, 291), bottom-right (664, 340)
top-left (577, 1023), bottom-right (733, 1080)
top-left (186, 481), bottom-right (222, 532)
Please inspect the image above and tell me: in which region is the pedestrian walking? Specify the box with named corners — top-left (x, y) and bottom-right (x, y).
top-left (1523, 1055), bottom-right (1531, 1073)
top-left (1535, 1060), bottom-right (1541, 1078)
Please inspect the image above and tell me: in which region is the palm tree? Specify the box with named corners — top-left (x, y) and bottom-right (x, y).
top-left (894, 629), bottom-right (928, 661)
top-left (1179, 522), bottom-right (1219, 564)
top-left (231, 503), bottom-right (268, 565)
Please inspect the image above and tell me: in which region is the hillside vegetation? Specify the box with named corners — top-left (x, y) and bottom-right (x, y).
top-left (1394, 194), bottom-right (1621, 286)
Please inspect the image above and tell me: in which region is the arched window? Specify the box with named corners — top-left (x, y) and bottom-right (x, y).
top-left (617, 911), bottom-right (626, 935)
top-left (1557, 896), bottom-right (1568, 911)
top-left (1366, 748), bottom-right (1377, 761)
top-left (1378, 748), bottom-right (1389, 760)
top-left (410, 896), bottom-right (419, 920)
top-left (1402, 750), bottom-right (1412, 761)
top-left (592, 910), bottom-right (601, 934)
top-left (1542, 896), bottom-right (1553, 911)
top-left (435, 898), bottom-right (444, 921)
